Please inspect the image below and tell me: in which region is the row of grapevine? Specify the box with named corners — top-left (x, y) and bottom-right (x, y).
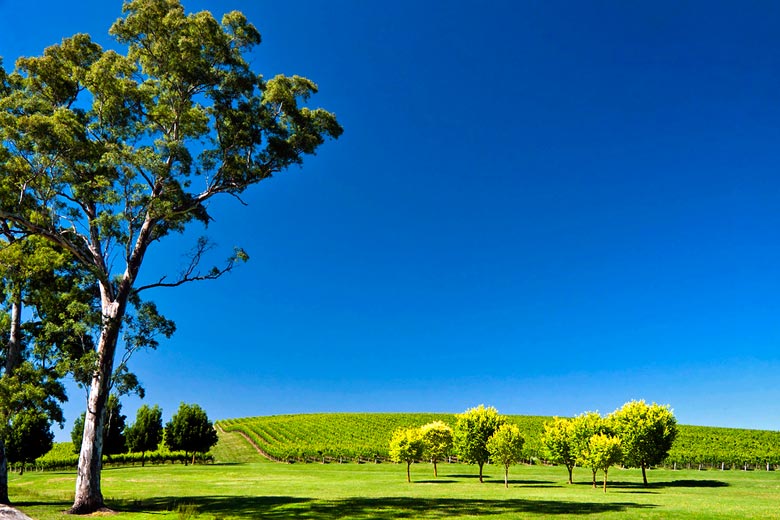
top-left (219, 413), bottom-right (780, 468)
top-left (217, 413), bottom-right (549, 463)
top-left (30, 442), bottom-right (214, 472)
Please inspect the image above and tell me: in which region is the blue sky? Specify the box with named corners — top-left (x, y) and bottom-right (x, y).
top-left (2, 0), bottom-right (780, 441)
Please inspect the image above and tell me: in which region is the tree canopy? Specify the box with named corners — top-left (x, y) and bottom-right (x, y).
top-left (419, 421), bottom-right (453, 478)
top-left (164, 402), bottom-right (218, 465)
top-left (453, 405), bottom-right (506, 483)
top-left (125, 404), bottom-right (163, 466)
top-left (388, 427), bottom-right (424, 483)
top-left (609, 400), bottom-right (677, 485)
top-left (486, 424), bottom-right (525, 488)
top-left (0, 0), bottom-right (340, 512)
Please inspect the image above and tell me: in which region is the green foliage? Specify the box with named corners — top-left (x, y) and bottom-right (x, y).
top-left (164, 403), bottom-right (218, 464)
top-left (540, 417), bottom-right (576, 483)
top-left (609, 400), bottom-right (677, 484)
top-left (126, 404), bottom-right (163, 465)
top-left (70, 394), bottom-right (126, 455)
top-left (486, 424), bottom-right (525, 488)
top-left (5, 410), bottom-right (53, 470)
top-left (388, 427), bottom-right (424, 482)
top-left (419, 421), bottom-right (453, 477)
top-left (579, 433), bottom-right (622, 492)
top-left (454, 405), bottom-right (507, 483)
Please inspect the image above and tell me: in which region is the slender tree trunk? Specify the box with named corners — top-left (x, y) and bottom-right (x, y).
top-left (70, 296), bottom-right (126, 514)
top-left (603, 469), bottom-right (608, 493)
top-left (504, 465), bottom-right (509, 488)
top-left (641, 463), bottom-right (648, 486)
top-left (591, 469), bottom-right (597, 488)
top-left (0, 441), bottom-right (9, 505)
top-left (191, 453), bottom-right (196, 466)
top-left (567, 464), bottom-right (573, 484)
top-left (406, 462), bottom-right (411, 483)
top-left (433, 460), bottom-right (438, 478)
top-left (141, 452), bottom-right (145, 468)
top-left (0, 292), bottom-right (23, 505)
top-left (479, 462), bottom-right (484, 483)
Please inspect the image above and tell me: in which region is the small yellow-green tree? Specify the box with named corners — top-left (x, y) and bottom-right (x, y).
top-left (571, 411), bottom-right (610, 487)
top-left (486, 424), bottom-right (525, 488)
top-left (454, 405), bottom-right (506, 483)
top-left (540, 417), bottom-right (576, 484)
top-left (420, 421), bottom-right (453, 478)
top-left (609, 400), bottom-right (677, 486)
top-left (580, 433), bottom-right (622, 492)
top-left (389, 427), bottom-right (424, 483)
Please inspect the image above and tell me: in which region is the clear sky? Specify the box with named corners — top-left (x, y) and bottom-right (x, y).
top-left (2, 0), bottom-right (780, 442)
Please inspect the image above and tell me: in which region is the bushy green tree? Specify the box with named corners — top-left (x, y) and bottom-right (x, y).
top-left (420, 421), bottom-right (453, 478)
top-left (388, 427), bottom-right (424, 483)
top-left (164, 403), bottom-right (218, 465)
top-left (4, 410), bottom-right (53, 475)
top-left (579, 433), bottom-right (622, 492)
top-left (454, 405), bottom-right (506, 483)
top-left (0, 0), bottom-right (341, 512)
top-left (125, 404), bottom-right (163, 466)
top-left (486, 424), bottom-right (525, 488)
top-left (571, 411), bottom-right (610, 487)
top-left (609, 400), bottom-right (677, 485)
top-left (541, 417), bottom-right (576, 484)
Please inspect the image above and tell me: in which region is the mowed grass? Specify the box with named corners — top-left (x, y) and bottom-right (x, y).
top-left (9, 430), bottom-right (780, 519)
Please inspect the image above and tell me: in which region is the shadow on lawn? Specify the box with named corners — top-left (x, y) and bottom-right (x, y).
top-left (609, 479), bottom-right (729, 490)
top-left (115, 495), bottom-right (655, 518)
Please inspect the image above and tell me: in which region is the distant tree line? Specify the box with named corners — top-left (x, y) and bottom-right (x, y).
top-left (70, 400), bottom-right (218, 466)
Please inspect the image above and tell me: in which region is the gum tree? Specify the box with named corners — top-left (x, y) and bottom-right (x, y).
top-left (0, 0), bottom-right (341, 513)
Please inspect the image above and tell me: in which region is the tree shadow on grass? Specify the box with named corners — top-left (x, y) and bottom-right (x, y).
top-left (113, 495), bottom-right (655, 519)
top-left (610, 480), bottom-right (729, 490)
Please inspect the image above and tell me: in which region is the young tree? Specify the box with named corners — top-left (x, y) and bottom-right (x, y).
top-left (540, 417), bottom-right (577, 484)
top-left (571, 411), bottom-right (610, 487)
top-left (419, 421), bottom-right (453, 478)
top-left (486, 424), bottom-right (525, 488)
top-left (609, 400), bottom-right (678, 486)
top-left (454, 405), bottom-right (506, 483)
top-left (0, 0), bottom-right (341, 512)
top-left (164, 403), bottom-right (218, 465)
top-left (125, 404), bottom-right (163, 466)
top-left (388, 427), bottom-right (424, 483)
top-left (579, 433), bottom-right (622, 492)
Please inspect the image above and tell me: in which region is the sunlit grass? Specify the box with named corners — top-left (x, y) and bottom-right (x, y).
top-left (10, 452), bottom-right (780, 519)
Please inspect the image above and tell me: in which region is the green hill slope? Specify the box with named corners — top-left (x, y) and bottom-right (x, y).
top-left (217, 413), bottom-right (780, 468)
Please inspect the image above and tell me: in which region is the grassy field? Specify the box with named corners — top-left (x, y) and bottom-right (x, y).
top-left (9, 429), bottom-right (780, 519)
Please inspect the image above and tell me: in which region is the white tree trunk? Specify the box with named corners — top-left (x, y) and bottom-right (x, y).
top-left (70, 298), bottom-right (124, 514)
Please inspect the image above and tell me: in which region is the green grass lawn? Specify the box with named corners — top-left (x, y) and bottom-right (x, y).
top-left (10, 431), bottom-right (780, 519)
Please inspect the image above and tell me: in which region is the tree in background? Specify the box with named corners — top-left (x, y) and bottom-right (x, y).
top-left (165, 403), bottom-right (218, 465)
top-left (4, 410), bottom-right (53, 475)
top-left (571, 411), bottom-right (610, 487)
top-left (486, 424), bottom-right (525, 488)
top-left (609, 400), bottom-right (677, 486)
top-left (419, 421), bottom-right (453, 478)
top-left (0, 0), bottom-right (341, 512)
top-left (541, 417), bottom-right (577, 484)
top-left (0, 234), bottom-right (77, 503)
top-left (579, 433), bottom-right (622, 492)
top-left (388, 427), bottom-right (424, 483)
top-left (125, 404), bottom-right (163, 466)
top-left (454, 405), bottom-right (506, 483)
top-left (71, 395), bottom-right (126, 457)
